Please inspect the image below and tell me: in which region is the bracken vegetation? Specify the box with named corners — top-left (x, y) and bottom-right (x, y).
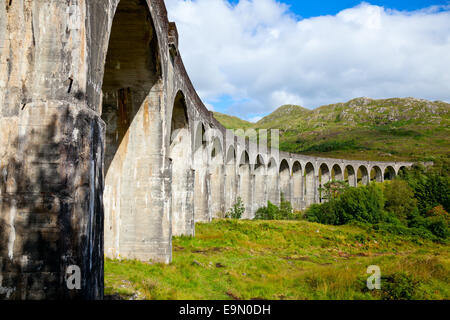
top-left (214, 97), bottom-right (450, 162)
top-left (105, 219), bottom-right (449, 300)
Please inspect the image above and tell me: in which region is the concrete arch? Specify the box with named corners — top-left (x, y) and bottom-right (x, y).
top-left (224, 145), bottom-right (237, 211)
top-left (169, 91), bottom-right (194, 236)
top-left (238, 151), bottom-right (252, 219)
top-left (103, 0), bottom-right (168, 265)
top-left (292, 161), bottom-right (303, 211)
top-left (384, 166), bottom-right (396, 181)
top-left (267, 158), bottom-right (280, 205)
top-left (210, 137), bottom-right (224, 219)
top-left (357, 165), bottom-right (370, 186)
top-left (193, 121), bottom-right (210, 222)
top-left (345, 165), bottom-right (357, 187)
top-left (304, 162), bottom-right (316, 207)
top-left (194, 122), bottom-right (207, 152)
top-left (370, 166), bottom-right (383, 183)
top-left (279, 159), bottom-right (291, 203)
top-left (331, 164), bottom-right (344, 181)
top-left (319, 163), bottom-right (331, 202)
top-left (253, 155), bottom-right (267, 214)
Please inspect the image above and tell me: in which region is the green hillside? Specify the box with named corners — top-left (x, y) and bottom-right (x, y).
top-left (213, 112), bottom-right (254, 130)
top-left (216, 98), bottom-right (450, 162)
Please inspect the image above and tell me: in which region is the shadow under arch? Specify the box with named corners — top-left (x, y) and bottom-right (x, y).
top-left (371, 166), bottom-right (383, 182)
top-left (279, 159), bottom-right (291, 203)
top-left (102, 0), bottom-right (168, 262)
top-left (319, 163), bottom-right (331, 202)
top-left (304, 162), bottom-right (315, 207)
top-left (384, 166), bottom-right (396, 181)
top-left (292, 161), bottom-right (303, 210)
top-left (332, 164), bottom-right (343, 181)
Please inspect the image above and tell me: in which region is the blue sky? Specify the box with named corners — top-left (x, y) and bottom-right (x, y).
top-left (275, 0), bottom-right (449, 18)
top-left (166, 0), bottom-right (450, 121)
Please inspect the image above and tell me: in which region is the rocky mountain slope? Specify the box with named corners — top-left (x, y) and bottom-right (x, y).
top-left (214, 97), bottom-right (450, 161)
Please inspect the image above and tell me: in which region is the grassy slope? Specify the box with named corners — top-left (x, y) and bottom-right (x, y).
top-left (213, 112), bottom-right (254, 130)
top-left (216, 98), bottom-right (450, 162)
top-left (105, 220), bottom-right (449, 300)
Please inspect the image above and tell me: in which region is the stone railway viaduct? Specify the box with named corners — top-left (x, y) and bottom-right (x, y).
top-left (0, 0), bottom-right (413, 299)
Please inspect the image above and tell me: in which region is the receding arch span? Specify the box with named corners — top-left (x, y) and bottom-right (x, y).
top-left (357, 165), bottom-right (369, 186)
top-left (194, 122), bottom-right (207, 152)
top-left (292, 161), bottom-right (303, 210)
top-left (267, 158), bottom-right (279, 205)
top-left (253, 155), bottom-right (266, 212)
top-left (102, 0), bottom-right (167, 261)
top-left (332, 164), bottom-right (343, 181)
top-left (279, 160), bottom-right (291, 203)
top-left (238, 150), bottom-right (252, 218)
top-left (224, 145), bottom-right (237, 212)
top-left (226, 145), bottom-right (236, 164)
top-left (345, 165), bottom-right (357, 187)
top-left (169, 90), bottom-right (194, 236)
top-left (210, 137), bottom-right (224, 219)
top-left (194, 122), bottom-right (209, 222)
top-left (304, 162), bottom-right (315, 207)
top-left (370, 166), bottom-right (383, 183)
top-left (319, 163), bottom-right (331, 202)
top-left (384, 166), bottom-right (396, 181)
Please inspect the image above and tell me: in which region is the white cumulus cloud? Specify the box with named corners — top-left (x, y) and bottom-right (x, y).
top-left (165, 0), bottom-right (450, 120)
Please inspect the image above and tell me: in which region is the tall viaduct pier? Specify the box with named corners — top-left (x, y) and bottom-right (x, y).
top-left (0, 0), bottom-right (413, 299)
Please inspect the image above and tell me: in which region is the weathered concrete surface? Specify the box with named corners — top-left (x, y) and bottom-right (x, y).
top-left (0, 0), bottom-right (415, 300)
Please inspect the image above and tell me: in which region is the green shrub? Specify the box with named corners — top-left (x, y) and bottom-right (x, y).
top-left (306, 183), bottom-right (385, 225)
top-left (226, 197), bottom-right (245, 220)
top-left (383, 179), bottom-right (418, 223)
top-left (380, 272), bottom-right (419, 300)
top-left (399, 159), bottom-right (450, 214)
top-left (255, 195), bottom-right (297, 221)
top-left (255, 201), bottom-right (279, 220)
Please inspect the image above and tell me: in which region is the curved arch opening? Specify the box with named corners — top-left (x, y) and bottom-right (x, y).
top-left (267, 158), bottom-right (279, 205)
top-left (344, 165), bottom-right (357, 187)
top-left (224, 146), bottom-right (237, 211)
top-left (357, 166), bottom-right (369, 186)
top-left (304, 162), bottom-right (315, 207)
top-left (169, 91), bottom-right (194, 236)
top-left (319, 163), bottom-right (331, 202)
top-left (210, 138), bottom-right (224, 219)
top-left (238, 151), bottom-right (251, 218)
top-left (384, 166), bottom-right (396, 181)
top-left (332, 164), bottom-right (343, 181)
top-left (292, 162), bottom-right (303, 210)
top-left (193, 122), bottom-right (209, 222)
top-left (279, 160), bottom-right (291, 203)
top-left (102, 0), bottom-right (164, 259)
top-left (370, 166), bottom-right (383, 183)
top-left (254, 155), bottom-right (266, 212)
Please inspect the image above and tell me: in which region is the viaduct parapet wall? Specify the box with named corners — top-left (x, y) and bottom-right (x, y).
top-left (0, 0), bottom-right (414, 299)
